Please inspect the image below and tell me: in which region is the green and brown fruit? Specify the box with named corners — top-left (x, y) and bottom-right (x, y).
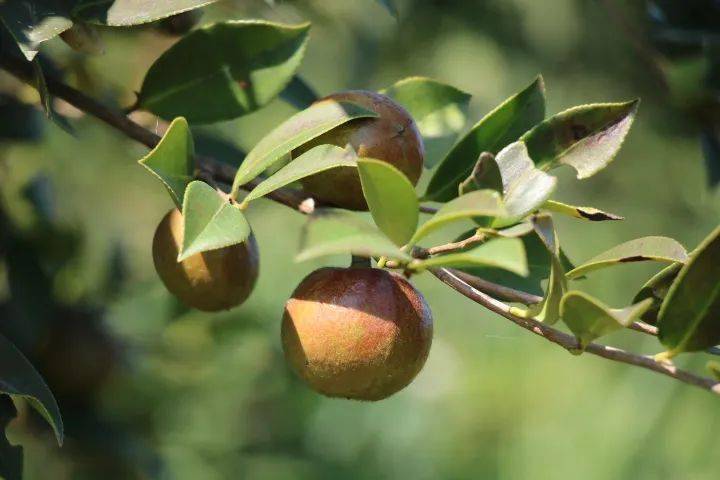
top-left (152, 208), bottom-right (259, 312)
top-left (281, 267), bottom-right (433, 401)
top-left (293, 90), bottom-right (425, 210)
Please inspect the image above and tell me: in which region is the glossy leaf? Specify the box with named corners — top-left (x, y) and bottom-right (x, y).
top-left (566, 236), bottom-right (688, 279)
top-left (179, 181), bottom-right (251, 261)
top-left (358, 158), bottom-right (419, 246)
top-left (632, 263), bottom-right (682, 324)
top-left (413, 237), bottom-right (528, 276)
top-left (493, 141), bottom-right (557, 222)
top-left (0, 1), bottom-right (73, 61)
top-left (424, 76), bottom-right (546, 202)
top-left (522, 100), bottom-right (639, 178)
top-left (73, 0), bottom-right (218, 26)
top-left (243, 145), bottom-right (357, 204)
top-left (525, 215), bottom-right (566, 324)
top-left (383, 77), bottom-right (471, 167)
top-left (139, 20), bottom-right (310, 123)
top-left (296, 209), bottom-right (411, 262)
top-left (138, 117), bottom-right (194, 208)
top-left (409, 190), bottom-right (505, 245)
top-left (561, 291), bottom-right (653, 350)
top-left (658, 225), bottom-right (720, 354)
top-left (231, 100), bottom-right (377, 193)
top-left (458, 152), bottom-right (504, 196)
top-left (543, 199), bottom-right (623, 222)
top-left (0, 334), bottom-right (63, 445)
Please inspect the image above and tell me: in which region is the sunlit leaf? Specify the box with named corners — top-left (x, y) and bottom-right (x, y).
top-left (179, 181), bottom-right (251, 261)
top-left (383, 77), bottom-right (471, 168)
top-left (522, 100), bottom-right (639, 178)
top-left (658, 225), bottom-right (720, 354)
top-left (424, 76), bottom-right (545, 202)
top-left (632, 262), bottom-right (682, 325)
top-left (139, 20), bottom-right (310, 123)
top-left (561, 291), bottom-right (653, 350)
top-left (73, 0), bottom-right (219, 26)
top-left (543, 199), bottom-right (623, 222)
top-left (0, 1), bottom-right (73, 61)
top-left (525, 215), bottom-right (566, 324)
top-left (138, 117), bottom-right (194, 208)
top-left (358, 158), bottom-right (419, 246)
top-left (493, 141), bottom-right (557, 224)
top-left (231, 100), bottom-right (377, 193)
top-left (296, 209), bottom-right (411, 262)
top-left (566, 236), bottom-right (688, 279)
top-left (243, 145), bottom-right (357, 204)
top-left (0, 334), bottom-right (63, 445)
top-left (409, 190), bottom-right (505, 245)
top-left (413, 237), bottom-right (528, 276)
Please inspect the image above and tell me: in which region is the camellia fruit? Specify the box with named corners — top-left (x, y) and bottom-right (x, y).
top-left (281, 267), bottom-right (433, 401)
top-left (152, 208), bottom-right (259, 312)
top-left (293, 90), bottom-right (424, 210)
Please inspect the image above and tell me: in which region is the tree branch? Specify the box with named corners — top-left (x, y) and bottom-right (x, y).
top-left (430, 268), bottom-right (720, 396)
top-left (5, 56), bottom-right (719, 396)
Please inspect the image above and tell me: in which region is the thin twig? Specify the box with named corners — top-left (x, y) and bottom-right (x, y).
top-left (448, 269), bottom-right (543, 305)
top-left (5, 55), bottom-right (720, 395)
top-left (424, 233), bottom-right (486, 256)
top-left (431, 268), bottom-right (720, 396)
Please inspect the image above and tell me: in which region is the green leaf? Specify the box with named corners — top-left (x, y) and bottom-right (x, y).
top-left (0, 1), bottom-right (73, 61)
top-left (543, 199), bottom-right (623, 222)
top-left (522, 100), bottom-right (639, 178)
top-left (561, 291), bottom-right (653, 350)
top-left (243, 145), bottom-right (357, 204)
top-left (0, 395), bottom-right (22, 480)
top-left (231, 100), bottom-right (378, 193)
top-left (0, 334), bottom-right (63, 445)
top-left (179, 181), bottom-right (251, 261)
top-left (493, 141), bottom-right (557, 223)
top-left (138, 117), bottom-right (194, 208)
top-left (138, 20), bottom-right (310, 123)
top-left (458, 152), bottom-right (504, 196)
top-left (525, 215), bottom-right (567, 324)
top-left (632, 263), bottom-right (682, 325)
top-left (658, 225), bottom-right (720, 354)
top-left (424, 76), bottom-right (546, 202)
top-left (382, 77), bottom-right (471, 168)
top-left (73, 0), bottom-right (218, 26)
top-left (296, 209), bottom-right (411, 262)
top-left (409, 190), bottom-right (505, 245)
top-left (358, 158), bottom-right (419, 246)
top-left (413, 237), bottom-right (528, 276)
top-left (566, 236), bottom-right (688, 280)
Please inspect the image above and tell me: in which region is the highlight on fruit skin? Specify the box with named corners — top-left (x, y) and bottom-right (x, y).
top-left (281, 267), bottom-right (433, 401)
top-left (152, 208), bottom-right (259, 312)
top-left (293, 90), bottom-right (425, 210)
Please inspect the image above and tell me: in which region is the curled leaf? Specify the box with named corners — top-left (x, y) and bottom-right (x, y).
top-left (543, 200), bottom-right (623, 222)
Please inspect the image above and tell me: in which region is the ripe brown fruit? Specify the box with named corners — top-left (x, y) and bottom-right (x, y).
top-left (152, 208), bottom-right (259, 312)
top-left (294, 90), bottom-right (424, 210)
top-left (281, 267), bottom-right (433, 401)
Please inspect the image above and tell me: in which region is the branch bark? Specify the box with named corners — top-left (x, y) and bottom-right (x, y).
top-left (5, 56), bottom-right (719, 397)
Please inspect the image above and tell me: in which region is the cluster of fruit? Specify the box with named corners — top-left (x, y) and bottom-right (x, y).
top-left (152, 91), bottom-right (433, 401)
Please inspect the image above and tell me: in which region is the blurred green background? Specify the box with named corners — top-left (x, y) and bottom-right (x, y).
top-left (1, 1), bottom-right (719, 479)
